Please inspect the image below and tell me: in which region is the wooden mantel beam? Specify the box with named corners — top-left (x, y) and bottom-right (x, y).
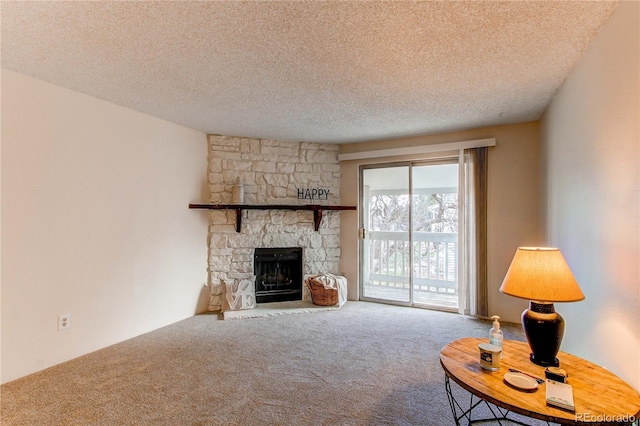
top-left (188, 204), bottom-right (357, 232)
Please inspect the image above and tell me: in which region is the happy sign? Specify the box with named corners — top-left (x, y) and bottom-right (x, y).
top-left (297, 188), bottom-right (330, 200)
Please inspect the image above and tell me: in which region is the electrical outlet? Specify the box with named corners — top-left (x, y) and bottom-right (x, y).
top-left (58, 314), bottom-right (71, 330)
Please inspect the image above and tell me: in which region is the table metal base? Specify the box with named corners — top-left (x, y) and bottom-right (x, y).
top-left (445, 375), bottom-right (640, 426)
top-left (445, 375), bottom-right (551, 426)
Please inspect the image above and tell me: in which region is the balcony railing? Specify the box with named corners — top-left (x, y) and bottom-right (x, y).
top-left (363, 231), bottom-right (458, 307)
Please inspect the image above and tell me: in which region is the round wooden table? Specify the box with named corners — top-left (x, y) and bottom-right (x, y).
top-left (440, 338), bottom-right (640, 425)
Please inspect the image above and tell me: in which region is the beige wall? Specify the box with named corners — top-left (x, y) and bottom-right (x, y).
top-left (540, 1), bottom-right (639, 390)
top-left (1, 70), bottom-right (209, 384)
top-left (340, 122), bottom-right (541, 323)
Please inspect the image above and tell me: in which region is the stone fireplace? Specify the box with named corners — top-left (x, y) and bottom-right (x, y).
top-left (207, 135), bottom-right (341, 311)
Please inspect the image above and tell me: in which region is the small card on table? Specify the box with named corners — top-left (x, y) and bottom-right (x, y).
top-left (546, 379), bottom-right (575, 411)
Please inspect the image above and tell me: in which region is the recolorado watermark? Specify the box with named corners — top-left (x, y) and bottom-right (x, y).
top-left (575, 413), bottom-right (636, 423)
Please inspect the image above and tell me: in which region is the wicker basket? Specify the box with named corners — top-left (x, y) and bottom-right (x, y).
top-left (306, 277), bottom-right (338, 306)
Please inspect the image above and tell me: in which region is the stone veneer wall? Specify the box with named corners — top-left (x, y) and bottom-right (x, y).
top-left (207, 135), bottom-right (342, 311)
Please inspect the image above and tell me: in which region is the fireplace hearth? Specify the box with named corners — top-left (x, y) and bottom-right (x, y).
top-left (254, 247), bottom-right (303, 304)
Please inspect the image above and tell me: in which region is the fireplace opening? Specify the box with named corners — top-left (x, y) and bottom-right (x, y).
top-left (254, 247), bottom-right (303, 304)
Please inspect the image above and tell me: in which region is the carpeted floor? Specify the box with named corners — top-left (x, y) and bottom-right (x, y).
top-left (1, 302), bottom-right (535, 425)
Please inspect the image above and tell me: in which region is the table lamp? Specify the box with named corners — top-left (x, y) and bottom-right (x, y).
top-left (499, 247), bottom-right (584, 367)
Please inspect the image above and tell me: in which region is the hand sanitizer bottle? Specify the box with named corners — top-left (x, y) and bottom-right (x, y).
top-left (490, 315), bottom-right (504, 358)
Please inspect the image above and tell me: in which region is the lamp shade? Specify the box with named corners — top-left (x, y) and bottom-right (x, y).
top-left (499, 247), bottom-right (585, 302)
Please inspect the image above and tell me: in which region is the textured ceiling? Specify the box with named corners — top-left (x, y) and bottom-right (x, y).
top-left (1, 1), bottom-right (618, 144)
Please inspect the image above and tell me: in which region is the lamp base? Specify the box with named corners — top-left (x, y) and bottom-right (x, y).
top-left (530, 353), bottom-right (559, 368)
top-left (522, 301), bottom-right (564, 368)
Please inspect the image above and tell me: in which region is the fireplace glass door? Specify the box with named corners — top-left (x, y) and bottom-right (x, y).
top-left (254, 247), bottom-right (303, 303)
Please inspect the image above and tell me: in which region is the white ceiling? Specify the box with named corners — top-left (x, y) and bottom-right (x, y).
top-left (1, 1), bottom-right (618, 144)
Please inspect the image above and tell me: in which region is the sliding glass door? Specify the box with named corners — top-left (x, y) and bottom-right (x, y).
top-left (410, 162), bottom-right (459, 309)
top-left (361, 165), bottom-right (411, 303)
top-left (360, 160), bottom-right (459, 310)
